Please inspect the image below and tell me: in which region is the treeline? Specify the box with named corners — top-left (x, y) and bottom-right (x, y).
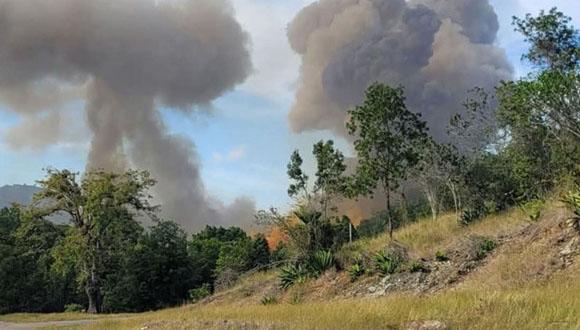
top-left (0, 181), bottom-right (271, 314)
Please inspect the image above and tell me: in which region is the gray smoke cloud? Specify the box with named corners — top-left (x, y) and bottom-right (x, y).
top-left (0, 0), bottom-right (255, 231)
top-left (288, 0), bottom-right (513, 139)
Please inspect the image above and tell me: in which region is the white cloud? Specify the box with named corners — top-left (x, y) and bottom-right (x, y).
top-left (213, 145), bottom-right (247, 162)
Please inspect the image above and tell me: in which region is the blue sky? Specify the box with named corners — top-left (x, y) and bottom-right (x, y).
top-left (1, 0), bottom-right (579, 212)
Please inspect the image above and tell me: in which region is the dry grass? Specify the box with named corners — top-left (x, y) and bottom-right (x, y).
top-left (0, 312), bottom-right (122, 323)
top-left (63, 262), bottom-right (580, 330)
top-left (339, 207), bottom-right (528, 262)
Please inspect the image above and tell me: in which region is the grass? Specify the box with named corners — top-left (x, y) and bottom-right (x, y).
top-left (339, 207), bottom-right (527, 262)
top-left (60, 263), bottom-right (580, 329)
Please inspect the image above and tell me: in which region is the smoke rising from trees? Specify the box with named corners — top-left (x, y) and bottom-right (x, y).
top-left (0, 0), bottom-right (254, 231)
top-left (288, 0), bottom-right (513, 139)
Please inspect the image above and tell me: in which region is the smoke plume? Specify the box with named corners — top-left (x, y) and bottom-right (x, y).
top-left (288, 0), bottom-right (513, 139)
top-left (0, 0), bottom-right (254, 231)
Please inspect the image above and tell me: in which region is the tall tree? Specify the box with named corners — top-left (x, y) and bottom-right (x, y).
top-left (312, 140), bottom-right (347, 221)
top-left (347, 83), bottom-right (428, 238)
top-left (35, 169), bottom-right (156, 313)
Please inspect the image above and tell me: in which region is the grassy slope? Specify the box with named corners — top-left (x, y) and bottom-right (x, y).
top-left (7, 202), bottom-right (580, 329)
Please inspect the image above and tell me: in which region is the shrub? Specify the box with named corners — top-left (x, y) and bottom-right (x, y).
top-left (347, 263), bottom-right (365, 282)
top-left (460, 206), bottom-right (486, 226)
top-left (260, 295), bottom-right (278, 305)
top-left (279, 264), bottom-right (308, 289)
top-left (522, 199), bottom-right (545, 221)
top-left (188, 284), bottom-right (211, 303)
top-left (373, 250), bottom-right (404, 275)
top-left (435, 250), bottom-right (449, 262)
top-left (562, 190), bottom-right (580, 231)
top-left (408, 260), bottom-right (429, 273)
top-left (309, 250), bottom-right (335, 276)
top-left (477, 239), bottom-right (497, 259)
top-left (64, 303), bottom-right (84, 313)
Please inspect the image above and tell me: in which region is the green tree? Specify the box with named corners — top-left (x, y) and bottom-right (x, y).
top-left (312, 140), bottom-right (348, 221)
top-left (35, 169), bottom-right (156, 313)
top-left (513, 7), bottom-right (580, 72)
top-left (347, 83), bottom-right (428, 238)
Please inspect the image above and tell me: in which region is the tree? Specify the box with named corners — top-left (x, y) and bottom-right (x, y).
top-left (414, 139), bottom-right (465, 221)
top-left (312, 140), bottom-right (348, 221)
top-left (34, 169), bottom-right (156, 313)
top-left (287, 151), bottom-right (310, 201)
top-left (513, 8), bottom-right (580, 72)
top-left (347, 83), bottom-right (428, 239)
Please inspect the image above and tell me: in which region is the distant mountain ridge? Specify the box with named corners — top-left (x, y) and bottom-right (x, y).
top-left (0, 184), bottom-right (41, 208)
top-left (0, 184), bottom-right (68, 223)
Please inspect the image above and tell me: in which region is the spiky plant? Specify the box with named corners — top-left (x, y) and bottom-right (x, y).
top-left (373, 250), bottom-right (403, 275)
top-left (279, 264), bottom-right (308, 289)
top-left (309, 250), bottom-right (335, 276)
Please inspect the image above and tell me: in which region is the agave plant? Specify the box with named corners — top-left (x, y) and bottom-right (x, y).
top-left (309, 250), bottom-right (335, 276)
top-left (279, 264), bottom-right (308, 289)
top-left (373, 250), bottom-right (403, 275)
top-left (348, 263), bottom-right (365, 281)
top-left (563, 190), bottom-right (580, 231)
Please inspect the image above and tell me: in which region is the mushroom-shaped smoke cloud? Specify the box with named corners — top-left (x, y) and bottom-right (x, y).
top-left (288, 0), bottom-right (513, 139)
top-left (0, 0), bottom-right (253, 231)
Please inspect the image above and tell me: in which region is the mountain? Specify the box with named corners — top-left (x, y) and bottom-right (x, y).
top-left (0, 184), bottom-right (41, 208)
top-left (0, 184), bottom-right (68, 223)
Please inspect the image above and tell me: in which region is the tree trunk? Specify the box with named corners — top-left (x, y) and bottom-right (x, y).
top-left (386, 189), bottom-right (393, 240)
top-left (400, 191), bottom-right (408, 225)
top-left (86, 240), bottom-right (102, 314)
top-left (448, 180), bottom-right (460, 222)
top-left (426, 188), bottom-right (438, 221)
top-left (85, 264), bottom-right (102, 313)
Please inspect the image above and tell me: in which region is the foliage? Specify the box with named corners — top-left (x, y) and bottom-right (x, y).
top-left (347, 83), bottom-right (428, 238)
top-left (373, 249), bottom-right (405, 275)
top-left (408, 260), bottom-right (429, 273)
top-left (260, 295), bottom-right (278, 306)
top-left (521, 199), bottom-right (545, 221)
top-left (562, 190), bottom-right (580, 231)
top-left (189, 284), bottom-right (212, 303)
top-left (513, 7), bottom-right (580, 72)
top-left (279, 264), bottom-right (308, 289)
top-left (347, 262), bottom-right (365, 282)
top-left (435, 251), bottom-right (449, 262)
top-left (34, 169), bottom-right (156, 314)
top-left (309, 250), bottom-right (335, 276)
top-left (64, 304), bottom-right (84, 313)
top-left (477, 239), bottom-right (497, 260)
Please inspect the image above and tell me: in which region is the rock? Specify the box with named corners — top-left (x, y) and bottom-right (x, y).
top-left (406, 320), bottom-right (448, 330)
top-left (368, 286), bottom-right (377, 293)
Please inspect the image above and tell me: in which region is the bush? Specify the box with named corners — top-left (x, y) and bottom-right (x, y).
top-left (64, 303), bottom-right (84, 313)
top-left (477, 239), bottom-right (497, 259)
top-left (279, 264), bottom-right (308, 289)
top-left (260, 295), bottom-right (278, 305)
top-left (347, 262), bottom-right (365, 282)
top-left (408, 260), bottom-right (429, 273)
top-left (188, 284), bottom-right (211, 303)
top-left (435, 250), bottom-right (449, 262)
top-left (309, 250), bottom-right (335, 276)
top-left (460, 206), bottom-right (486, 226)
top-left (373, 250), bottom-right (404, 275)
top-left (563, 190), bottom-right (580, 231)
top-left (522, 199), bottom-right (545, 221)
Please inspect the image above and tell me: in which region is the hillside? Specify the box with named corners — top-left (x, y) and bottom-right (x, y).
top-left (29, 201), bottom-right (578, 330)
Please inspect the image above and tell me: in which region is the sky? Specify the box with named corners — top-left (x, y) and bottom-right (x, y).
top-left (0, 0), bottom-right (579, 213)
